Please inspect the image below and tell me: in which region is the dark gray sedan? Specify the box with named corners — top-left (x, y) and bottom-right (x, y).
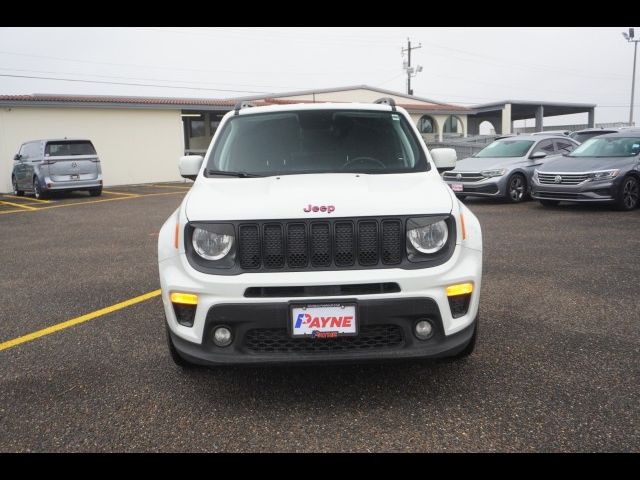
top-left (531, 132), bottom-right (640, 211)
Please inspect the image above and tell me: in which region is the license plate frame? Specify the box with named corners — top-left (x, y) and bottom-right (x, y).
top-left (289, 302), bottom-right (358, 338)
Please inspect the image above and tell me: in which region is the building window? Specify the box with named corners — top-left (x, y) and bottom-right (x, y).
top-left (443, 115), bottom-right (463, 136)
top-left (418, 115), bottom-right (436, 134)
top-left (210, 113), bottom-right (223, 134)
top-left (190, 118), bottom-right (205, 138)
top-left (183, 111), bottom-right (227, 153)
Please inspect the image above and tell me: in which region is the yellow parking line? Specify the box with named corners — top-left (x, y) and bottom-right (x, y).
top-left (2, 194), bottom-right (51, 204)
top-left (0, 190), bottom-right (185, 215)
top-left (151, 184), bottom-right (192, 190)
top-left (0, 200), bottom-right (37, 211)
top-left (102, 190), bottom-right (140, 197)
top-left (0, 289), bottom-right (161, 352)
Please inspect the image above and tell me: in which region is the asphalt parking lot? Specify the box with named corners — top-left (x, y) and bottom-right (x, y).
top-left (0, 184), bottom-right (638, 452)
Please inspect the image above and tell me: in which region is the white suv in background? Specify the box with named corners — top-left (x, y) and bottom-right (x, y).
top-left (158, 99), bottom-right (483, 367)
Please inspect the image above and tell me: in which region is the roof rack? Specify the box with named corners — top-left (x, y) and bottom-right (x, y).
top-left (233, 101), bottom-right (256, 115)
top-left (374, 97), bottom-right (396, 111)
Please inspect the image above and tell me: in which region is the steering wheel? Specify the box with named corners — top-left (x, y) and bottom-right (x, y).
top-left (341, 156), bottom-right (386, 171)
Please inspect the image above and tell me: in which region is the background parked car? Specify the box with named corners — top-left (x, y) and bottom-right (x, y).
top-left (531, 131), bottom-right (640, 211)
top-left (11, 139), bottom-right (103, 199)
top-left (532, 130), bottom-right (571, 136)
top-left (569, 128), bottom-right (620, 144)
top-left (442, 135), bottom-right (580, 203)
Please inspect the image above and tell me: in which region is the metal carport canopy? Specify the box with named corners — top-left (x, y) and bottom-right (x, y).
top-left (472, 100), bottom-right (596, 120)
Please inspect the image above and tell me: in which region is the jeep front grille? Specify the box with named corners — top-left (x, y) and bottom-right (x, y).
top-left (237, 218), bottom-right (403, 271)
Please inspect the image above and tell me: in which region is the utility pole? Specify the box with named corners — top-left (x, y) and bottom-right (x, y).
top-left (622, 27), bottom-right (640, 126)
top-left (401, 38), bottom-right (422, 96)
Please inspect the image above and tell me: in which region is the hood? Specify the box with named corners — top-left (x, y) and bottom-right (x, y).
top-left (538, 155), bottom-right (636, 173)
top-left (185, 172), bottom-right (453, 221)
top-left (453, 156), bottom-right (527, 171)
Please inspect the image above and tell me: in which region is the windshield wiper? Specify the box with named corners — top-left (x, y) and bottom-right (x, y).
top-left (205, 169), bottom-right (263, 178)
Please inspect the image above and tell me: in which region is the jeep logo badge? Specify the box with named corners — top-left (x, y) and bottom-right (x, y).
top-left (554, 175), bottom-right (562, 184)
top-left (303, 204), bottom-right (335, 214)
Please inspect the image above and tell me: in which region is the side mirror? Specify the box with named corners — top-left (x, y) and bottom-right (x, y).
top-left (530, 151), bottom-right (547, 160)
top-left (13, 154), bottom-right (21, 161)
top-left (430, 148), bottom-right (457, 172)
top-left (178, 155), bottom-right (204, 180)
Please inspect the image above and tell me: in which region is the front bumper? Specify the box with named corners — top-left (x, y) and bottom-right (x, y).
top-left (531, 178), bottom-right (617, 203)
top-left (169, 299), bottom-right (477, 366)
top-left (159, 243), bottom-right (482, 365)
top-left (443, 177), bottom-right (503, 198)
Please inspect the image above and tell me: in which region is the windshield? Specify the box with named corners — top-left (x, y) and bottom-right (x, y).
top-left (205, 110), bottom-right (428, 176)
top-left (45, 141), bottom-right (96, 156)
top-left (568, 136), bottom-right (640, 157)
top-left (475, 140), bottom-right (534, 158)
top-left (570, 131), bottom-right (614, 144)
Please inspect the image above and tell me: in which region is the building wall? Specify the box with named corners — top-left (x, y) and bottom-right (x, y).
top-left (409, 112), bottom-right (468, 141)
top-left (0, 107), bottom-right (185, 192)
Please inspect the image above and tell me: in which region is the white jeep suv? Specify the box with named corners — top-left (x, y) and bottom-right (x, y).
top-left (158, 99), bottom-right (482, 367)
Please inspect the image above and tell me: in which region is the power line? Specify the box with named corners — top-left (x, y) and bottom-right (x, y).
top-left (0, 66), bottom-right (304, 91)
top-left (0, 73), bottom-right (271, 94)
top-left (0, 50), bottom-right (397, 77)
top-left (419, 39), bottom-right (628, 81)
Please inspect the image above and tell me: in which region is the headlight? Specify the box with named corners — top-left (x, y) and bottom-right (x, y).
top-left (192, 227), bottom-right (234, 260)
top-left (588, 169), bottom-right (619, 181)
top-left (407, 219), bottom-right (449, 254)
top-left (481, 169), bottom-right (506, 178)
top-left (533, 169), bottom-right (539, 181)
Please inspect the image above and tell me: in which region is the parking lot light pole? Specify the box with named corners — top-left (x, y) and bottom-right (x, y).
top-left (622, 28), bottom-right (639, 126)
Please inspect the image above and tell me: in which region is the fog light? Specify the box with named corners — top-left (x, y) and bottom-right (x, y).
top-left (414, 319), bottom-right (434, 340)
top-left (212, 326), bottom-right (232, 347)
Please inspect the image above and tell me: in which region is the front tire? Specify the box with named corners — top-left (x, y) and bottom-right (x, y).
top-left (540, 199), bottom-right (560, 207)
top-left (33, 178), bottom-right (47, 200)
top-left (504, 173), bottom-right (527, 203)
top-left (166, 325), bottom-right (195, 368)
top-left (12, 176), bottom-right (24, 196)
top-left (615, 176), bottom-right (639, 211)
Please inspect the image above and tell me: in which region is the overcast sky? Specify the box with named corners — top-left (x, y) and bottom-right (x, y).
top-left (0, 27), bottom-right (637, 128)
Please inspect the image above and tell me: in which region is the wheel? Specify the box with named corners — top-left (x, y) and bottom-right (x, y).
top-left (166, 325), bottom-right (195, 368)
top-left (504, 173), bottom-right (527, 203)
top-left (615, 176), bottom-right (639, 211)
top-left (89, 188), bottom-right (102, 197)
top-left (12, 176), bottom-right (24, 196)
top-left (448, 316), bottom-right (478, 360)
top-left (540, 199), bottom-right (560, 207)
top-left (33, 178), bottom-right (47, 200)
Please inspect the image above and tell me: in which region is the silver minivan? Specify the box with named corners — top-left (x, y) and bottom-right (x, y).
top-left (11, 139), bottom-right (103, 199)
